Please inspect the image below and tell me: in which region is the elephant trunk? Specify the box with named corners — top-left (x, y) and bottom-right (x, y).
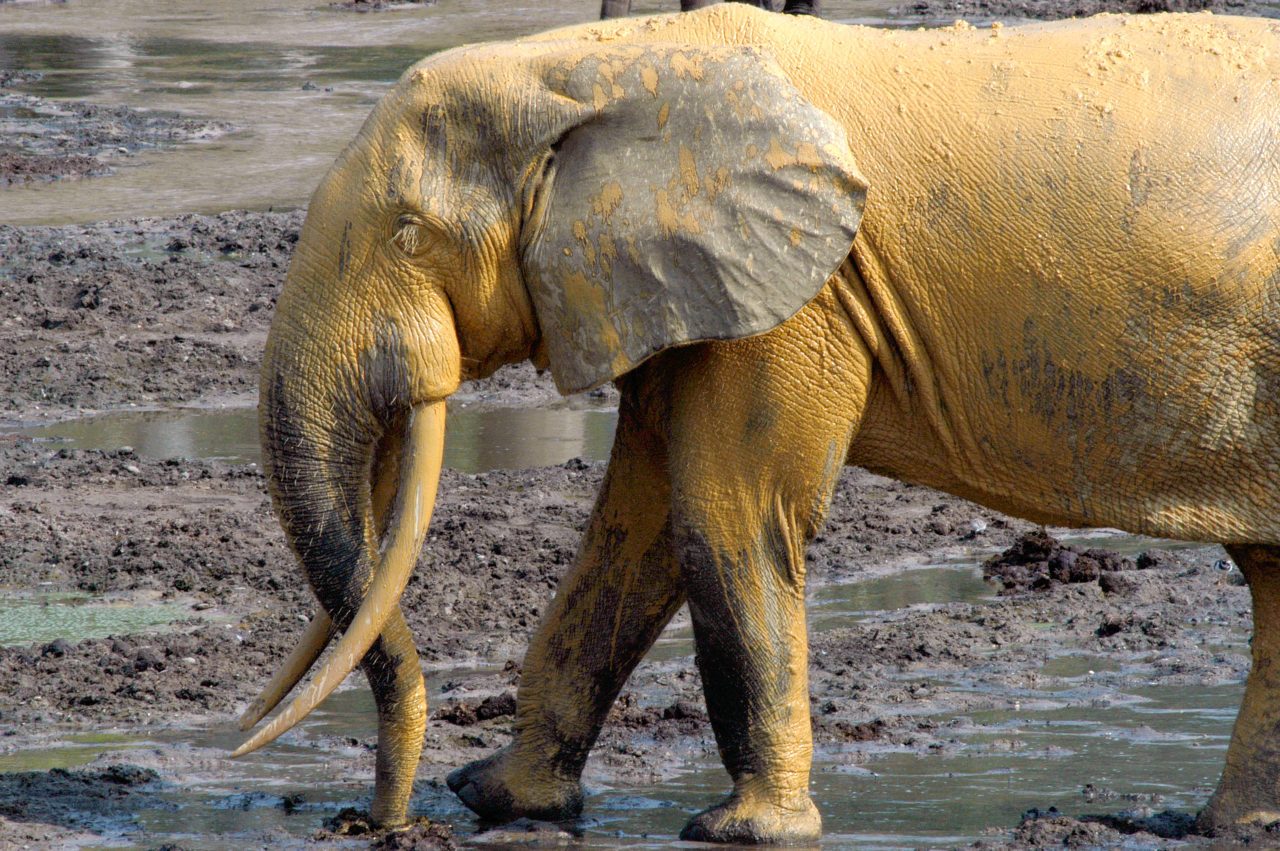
top-left (233, 332), bottom-right (446, 756)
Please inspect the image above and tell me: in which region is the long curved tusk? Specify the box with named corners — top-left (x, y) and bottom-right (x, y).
top-left (231, 400), bottom-right (446, 758)
top-left (238, 611), bottom-right (335, 731)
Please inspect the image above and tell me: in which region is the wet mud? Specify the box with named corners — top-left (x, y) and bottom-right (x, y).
top-left (0, 71), bottom-right (232, 187)
top-left (333, 0), bottom-right (439, 10)
top-left (0, 427), bottom-right (1255, 847)
top-left (0, 209), bottom-right (579, 422)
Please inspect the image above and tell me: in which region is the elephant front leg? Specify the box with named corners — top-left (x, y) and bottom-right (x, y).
top-left (447, 384), bottom-right (685, 822)
top-left (657, 292), bottom-right (869, 844)
top-left (1200, 544), bottom-right (1280, 832)
top-left (362, 608), bottom-right (427, 827)
top-left (664, 308), bottom-right (869, 844)
top-left (677, 513), bottom-right (821, 845)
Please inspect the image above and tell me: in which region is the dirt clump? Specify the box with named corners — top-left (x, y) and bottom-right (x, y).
top-left (434, 692), bottom-right (518, 726)
top-left (0, 152), bottom-right (108, 185)
top-left (373, 821), bottom-right (457, 850)
top-left (973, 805), bottom-right (1199, 848)
top-left (983, 529), bottom-right (1168, 593)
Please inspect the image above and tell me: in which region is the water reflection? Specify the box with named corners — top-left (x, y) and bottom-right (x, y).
top-left (10, 404), bottom-right (619, 473)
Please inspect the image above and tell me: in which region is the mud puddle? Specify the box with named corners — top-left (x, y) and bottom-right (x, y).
top-left (0, 552), bottom-right (1236, 849)
top-left (9, 403), bottom-right (619, 472)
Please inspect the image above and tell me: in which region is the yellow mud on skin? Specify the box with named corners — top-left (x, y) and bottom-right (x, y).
top-left (260, 4), bottom-right (1279, 840)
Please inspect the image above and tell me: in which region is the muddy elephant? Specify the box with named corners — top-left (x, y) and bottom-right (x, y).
top-left (233, 5), bottom-right (1280, 842)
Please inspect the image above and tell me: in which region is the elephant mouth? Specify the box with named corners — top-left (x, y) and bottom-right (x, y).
top-left (232, 400), bottom-right (446, 757)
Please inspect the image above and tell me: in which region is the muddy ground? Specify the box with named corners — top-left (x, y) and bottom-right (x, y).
top-left (891, 0), bottom-right (1277, 22)
top-left (0, 71), bottom-right (232, 189)
top-left (0, 434), bottom-right (1257, 849)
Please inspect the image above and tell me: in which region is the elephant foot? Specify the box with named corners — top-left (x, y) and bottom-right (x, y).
top-left (446, 747), bottom-right (584, 823)
top-left (680, 791), bottom-right (821, 845)
top-left (1196, 792), bottom-right (1280, 835)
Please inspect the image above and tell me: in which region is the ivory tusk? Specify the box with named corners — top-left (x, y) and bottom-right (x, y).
top-left (238, 610), bottom-right (335, 731)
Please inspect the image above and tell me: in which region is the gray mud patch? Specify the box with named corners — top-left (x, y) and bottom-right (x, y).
top-left (0, 763), bottom-right (172, 850)
top-left (332, 0), bottom-right (439, 10)
top-left (0, 71), bottom-right (233, 186)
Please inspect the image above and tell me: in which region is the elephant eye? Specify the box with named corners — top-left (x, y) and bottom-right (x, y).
top-left (390, 214), bottom-right (433, 257)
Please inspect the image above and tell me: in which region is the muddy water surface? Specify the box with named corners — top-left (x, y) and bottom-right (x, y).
top-left (2, 404), bottom-right (1238, 848)
top-left (0, 555), bottom-right (1235, 849)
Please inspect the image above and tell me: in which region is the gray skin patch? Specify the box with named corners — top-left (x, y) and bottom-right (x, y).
top-left (676, 518), bottom-right (799, 778)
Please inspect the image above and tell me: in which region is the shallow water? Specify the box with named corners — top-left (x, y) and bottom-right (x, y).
top-left (0, 0), bottom-right (921, 226)
top-left (0, 591), bottom-right (199, 646)
top-left (11, 403), bottom-right (618, 473)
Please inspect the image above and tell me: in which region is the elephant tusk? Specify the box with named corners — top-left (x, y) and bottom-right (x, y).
top-left (231, 400), bottom-right (446, 758)
top-left (238, 610), bottom-right (336, 731)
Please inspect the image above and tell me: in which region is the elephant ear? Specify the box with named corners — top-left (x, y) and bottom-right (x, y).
top-left (522, 43), bottom-right (868, 395)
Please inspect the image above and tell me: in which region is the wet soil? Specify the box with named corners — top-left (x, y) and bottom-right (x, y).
top-left (0, 71), bottom-right (233, 188)
top-left (0, 429), bottom-right (1254, 847)
top-left (333, 0), bottom-right (439, 10)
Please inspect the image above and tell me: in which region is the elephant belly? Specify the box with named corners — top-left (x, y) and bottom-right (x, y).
top-left (846, 271), bottom-right (1280, 545)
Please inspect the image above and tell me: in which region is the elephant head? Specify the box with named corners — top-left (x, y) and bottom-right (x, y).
top-left (233, 34), bottom-right (867, 773)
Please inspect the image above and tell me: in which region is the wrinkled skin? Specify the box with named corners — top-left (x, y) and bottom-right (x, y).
top-left (252, 5), bottom-right (1280, 842)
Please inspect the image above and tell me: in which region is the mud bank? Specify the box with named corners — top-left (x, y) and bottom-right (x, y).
top-left (0, 208), bottom-right (584, 422)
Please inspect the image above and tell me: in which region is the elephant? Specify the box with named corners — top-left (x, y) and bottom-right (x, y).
top-left (231, 3), bottom-right (1280, 843)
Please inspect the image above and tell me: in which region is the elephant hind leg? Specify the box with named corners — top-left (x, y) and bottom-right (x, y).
top-left (1200, 544), bottom-right (1280, 832)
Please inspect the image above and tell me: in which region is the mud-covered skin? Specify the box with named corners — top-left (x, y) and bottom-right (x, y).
top-left (258, 5), bottom-right (1280, 841)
